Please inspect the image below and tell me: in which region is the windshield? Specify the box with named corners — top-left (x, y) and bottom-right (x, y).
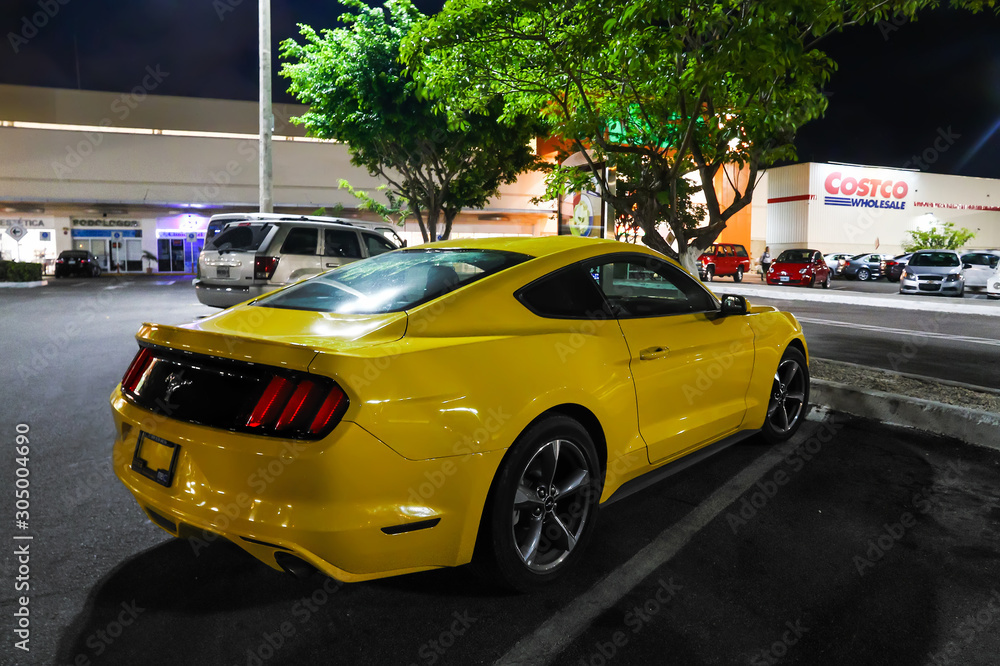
top-left (775, 250), bottom-right (814, 263)
top-left (255, 248), bottom-right (532, 314)
top-left (909, 252), bottom-right (960, 267)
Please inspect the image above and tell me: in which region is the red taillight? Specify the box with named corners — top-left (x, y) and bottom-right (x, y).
top-left (254, 257), bottom-right (279, 280)
top-left (121, 347), bottom-right (154, 394)
top-left (246, 376), bottom-right (347, 436)
top-left (309, 387), bottom-right (348, 433)
top-left (56, 258), bottom-right (64, 264)
top-left (246, 376), bottom-right (295, 428)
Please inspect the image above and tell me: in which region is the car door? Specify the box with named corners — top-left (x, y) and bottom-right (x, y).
top-left (588, 254), bottom-right (755, 464)
top-left (322, 228), bottom-right (363, 269)
top-left (812, 252), bottom-right (830, 280)
top-left (270, 226), bottom-right (322, 284)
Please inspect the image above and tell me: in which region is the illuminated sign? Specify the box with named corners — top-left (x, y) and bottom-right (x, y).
top-left (823, 172), bottom-right (908, 210)
top-left (72, 219), bottom-right (141, 228)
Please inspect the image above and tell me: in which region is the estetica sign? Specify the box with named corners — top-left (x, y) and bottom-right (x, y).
top-left (823, 171), bottom-right (908, 210)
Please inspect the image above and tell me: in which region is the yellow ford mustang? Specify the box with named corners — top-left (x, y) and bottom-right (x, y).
top-left (110, 236), bottom-right (809, 591)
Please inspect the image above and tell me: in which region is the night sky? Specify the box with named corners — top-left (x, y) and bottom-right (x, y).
top-left (1, 1), bottom-right (998, 178)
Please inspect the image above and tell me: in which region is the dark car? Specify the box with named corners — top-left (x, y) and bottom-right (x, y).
top-left (841, 253), bottom-right (893, 281)
top-left (697, 243), bottom-right (752, 282)
top-left (765, 249), bottom-right (832, 288)
top-left (54, 250), bottom-right (102, 278)
top-left (884, 253), bottom-right (911, 282)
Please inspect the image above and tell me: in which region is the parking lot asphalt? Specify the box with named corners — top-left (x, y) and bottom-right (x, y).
top-left (2, 276), bottom-right (999, 666)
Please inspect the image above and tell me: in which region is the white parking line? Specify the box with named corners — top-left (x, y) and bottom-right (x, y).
top-left (797, 317), bottom-right (1000, 347)
top-left (495, 437), bottom-right (805, 666)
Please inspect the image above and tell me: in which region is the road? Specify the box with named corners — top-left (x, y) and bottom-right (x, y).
top-left (709, 275), bottom-right (1000, 390)
top-left (1, 276), bottom-right (999, 666)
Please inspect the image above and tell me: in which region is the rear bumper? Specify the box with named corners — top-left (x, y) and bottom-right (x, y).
top-left (194, 280), bottom-right (272, 308)
top-left (110, 387), bottom-right (502, 582)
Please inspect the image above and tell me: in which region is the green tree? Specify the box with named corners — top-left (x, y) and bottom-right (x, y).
top-left (280, 0), bottom-right (540, 243)
top-left (405, 0), bottom-right (995, 271)
top-left (901, 220), bottom-right (976, 252)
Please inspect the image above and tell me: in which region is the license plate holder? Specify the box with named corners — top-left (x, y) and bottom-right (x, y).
top-left (217, 266), bottom-right (230, 278)
top-left (132, 431), bottom-right (180, 487)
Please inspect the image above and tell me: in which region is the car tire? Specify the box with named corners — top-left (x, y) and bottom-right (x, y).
top-left (472, 415), bottom-right (601, 592)
top-left (821, 273), bottom-right (831, 289)
top-left (733, 267), bottom-right (743, 283)
top-left (705, 266), bottom-right (715, 282)
top-left (954, 286), bottom-right (965, 298)
top-left (856, 268), bottom-right (870, 281)
top-left (760, 347), bottom-right (810, 444)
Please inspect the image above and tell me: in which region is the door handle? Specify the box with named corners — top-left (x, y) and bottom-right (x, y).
top-left (325, 263), bottom-right (337, 268)
top-left (639, 346), bottom-right (670, 360)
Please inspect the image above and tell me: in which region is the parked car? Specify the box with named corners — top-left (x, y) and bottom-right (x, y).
top-left (841, 253), bottom-right (893, 281)
top-left (960, 251), bottom-right (1000, 290)
top-left (204, 212), bottom-right (406, 248)
top-left (54, 250), bottom-right (102, 278)
top-left (697, 243), bottom-right (751, 282)
top-left (899, 249), bottom-right (965, 297)
top-left (111, 236), bottom-right (809, 591)
top-left (884, 253), bottom-right (912, 282)
top-left (987, 263), bottom-right (1000, 300)
top-left (765, 249), bottom-right (832, 288)
top-left (823, 252), bottom-right (854, 276)
top-left (195, 218), bottom-right (400, 308)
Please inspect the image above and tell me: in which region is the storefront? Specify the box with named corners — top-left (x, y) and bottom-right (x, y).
top-left (70, 218), bottom-right (152, 273)
top-left (154, 214), bottom-right (209, 273)
top-left (0, 216), bottom-right (57, 265)
top-left (766, 162), bottom-right (1000, 256)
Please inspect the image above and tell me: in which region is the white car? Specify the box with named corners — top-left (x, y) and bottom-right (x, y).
top-left (960, 251), bottom-right (1000, 290)
top-left (987, 263), bottom-right (1000, 300)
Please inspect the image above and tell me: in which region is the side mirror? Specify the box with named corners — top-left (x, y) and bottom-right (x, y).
top-left (401, 240), bottom-right (408, 248)
top-left (963, 263), bottom-right (972, 269)
top-left (719, 294), bottom-right (748, 316)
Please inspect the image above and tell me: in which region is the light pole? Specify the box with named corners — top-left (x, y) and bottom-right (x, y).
top-left (259, 0), bottom-right (274, 213)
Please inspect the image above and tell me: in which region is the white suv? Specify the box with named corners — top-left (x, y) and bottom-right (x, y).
top-left (195, 215), bottom-right (400, 308)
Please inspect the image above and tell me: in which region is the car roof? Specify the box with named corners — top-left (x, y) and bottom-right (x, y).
top-left (219, 218), bottom-right (374, 232)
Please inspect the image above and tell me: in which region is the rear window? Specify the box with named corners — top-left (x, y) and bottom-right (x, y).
top-left (59, 251), bottom-right (88, 259)
top-left (910, 252), bottom-right (960, 267)
top-left (208, 224), bottom-right (272, 252)
top-left (255, 249), bottom-right (531, 314)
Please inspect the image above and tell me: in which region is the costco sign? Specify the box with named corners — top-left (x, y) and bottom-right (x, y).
top-left (824, 171), bottom-right (908, 210)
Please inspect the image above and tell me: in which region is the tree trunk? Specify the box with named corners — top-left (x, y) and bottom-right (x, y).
top-left (676, 244), bottom-right (702, 276)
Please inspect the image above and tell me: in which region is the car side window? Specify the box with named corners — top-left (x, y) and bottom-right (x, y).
top-left (587, 255), bottom-right (716, 317)
top-left (363, 233), bottom-right (395, 257)
top-left (323, 229), bottom-right (362, 259)
top-left (516, 265), bottom-right (609, 319)
top-left (735, 246), bottom-right (748, 258)
top-left (280, 227), bottom-right (319, 255)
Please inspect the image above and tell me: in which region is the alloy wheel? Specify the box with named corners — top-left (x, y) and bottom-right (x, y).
top-left (511, 439), bottom-right (593, 573)
top-left (767, 359), bottom-right (807, 435)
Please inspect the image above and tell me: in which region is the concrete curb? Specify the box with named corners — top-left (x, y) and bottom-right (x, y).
top-left (812, 379), bottom-right (1000, 450)
top-left (0, 280), bottom-right (47, 288)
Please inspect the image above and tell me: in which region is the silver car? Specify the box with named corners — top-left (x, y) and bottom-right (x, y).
top-left (899, 250), bottom-right (965, 297)
top-left (195, 219), bottom-right (399, 308)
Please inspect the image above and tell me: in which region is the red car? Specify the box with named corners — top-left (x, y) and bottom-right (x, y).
top-left (697, 243), bottom-right (751, 282)
top-left (765, 249), bottom-right (832, 288)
